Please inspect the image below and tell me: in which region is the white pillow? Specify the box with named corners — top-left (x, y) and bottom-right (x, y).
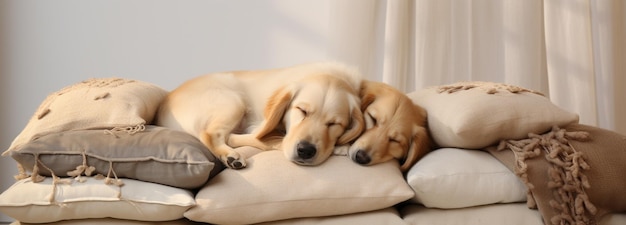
top-left (0, 177), bottom-right (195, 223)
top-left (184, 150), bottom-right (414, 225)
top-left (408, 81), bottom-right (579, 149)
top-left (4, 78), bottom-right (167, 154)
top-left (401, 203), bottom-right (544, 225)
top-left (406, 148), bottom-right (527, 208)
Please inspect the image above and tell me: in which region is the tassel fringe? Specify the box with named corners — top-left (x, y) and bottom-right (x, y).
top-left (497, 126), bottom-right (594, 225)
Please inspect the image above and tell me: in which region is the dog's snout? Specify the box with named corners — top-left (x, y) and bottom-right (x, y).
top-left (354, 150), bottom-right (371, 165)
top-left (296, 141), bottom-right (317, 160)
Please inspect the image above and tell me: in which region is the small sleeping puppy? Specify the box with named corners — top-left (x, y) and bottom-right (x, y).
top-left (342, 80), bottom-right (431, 172)
top-left (156, 62), bottom-right (364, 169)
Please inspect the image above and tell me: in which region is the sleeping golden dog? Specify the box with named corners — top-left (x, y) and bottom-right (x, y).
top-left (344, 80), bottom-right (431, 172)
top-left (156, 63), bottom-right (365, 169)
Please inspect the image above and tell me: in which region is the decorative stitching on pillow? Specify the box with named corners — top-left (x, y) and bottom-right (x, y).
top-left (93, 92), bottom-right (111, 100)
top-left (14, 163), bottom-right (29, 181)
top-left (496, 126), bottom-right (595, 225)
top-left (67, 152), bottom-right (96, 182)
top-left (102, 161), bottom-right (125, 187)
top-left (437, 81), bottom-right (545, 96)
top-left (14, 151), bottom-right (128, 207)
top-left (104, 124), bottom-right (146, 138)
top-left (33, 156), bottom-right (73, 203)
top-left (35, 78), bottom-right (136, 121)
top-left (28, 154), bottom-right (46, 183)
top-left (15, 151), bottom-right (126, 187)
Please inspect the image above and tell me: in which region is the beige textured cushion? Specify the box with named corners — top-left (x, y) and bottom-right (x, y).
top-left (406, 148), bottom-right (527, 208)
top-left (184, 150), bottom-right (414, 225)
top-left (0, 177), bottom-right (195, 223)
top-left (8, 126), bottom-right (223, 189)
top-left (4, 78), bottom-right (167, 154)
top-left (407, 81), bottom-right (579, 149)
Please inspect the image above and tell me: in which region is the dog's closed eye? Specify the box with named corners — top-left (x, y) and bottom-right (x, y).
top-left (296, 106), bottom-right (308, 117)
top-left (325, 122), bottom-right (339, 127)
top-left (365, 112), bottom-right (378, 129)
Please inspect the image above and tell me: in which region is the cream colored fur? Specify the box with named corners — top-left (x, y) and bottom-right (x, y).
top-left (347, 80), bottom-right (431, 172)
top-left (156, 62), bottom-right (364, 169)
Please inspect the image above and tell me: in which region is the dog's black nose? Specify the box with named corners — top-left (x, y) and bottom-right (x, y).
top-left (354, 150), bottom-right (371, 165)
top-left (296, 141), bottom-right (316, 160)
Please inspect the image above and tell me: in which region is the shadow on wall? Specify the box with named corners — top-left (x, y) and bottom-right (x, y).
top-left (0, 2), bottom-right (6, 149)
top-left (0, 1), bottom-right (17, 223)
top-left (0, 2), bottom-right (14, 153)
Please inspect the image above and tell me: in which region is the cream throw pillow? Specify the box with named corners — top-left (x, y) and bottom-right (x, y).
top-left (0, 177), bottom-right (195, 223)
top-left (406, 148), bottom-right (527, 208)
top-left (4, 78), bottom-right (167, 154)
top-left (407, 81), bottom-right (579, 149)
top-left (184, 150), bottom-right (414, 225)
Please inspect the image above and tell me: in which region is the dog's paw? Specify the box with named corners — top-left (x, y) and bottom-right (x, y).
top-left (221, 152), bottom-right (247, 169)
top-left (333, 145), bottom-right (350, 156)
top-left (227, 157), bottom-right (246, 169)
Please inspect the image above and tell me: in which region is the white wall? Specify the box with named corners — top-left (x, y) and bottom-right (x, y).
top-left (0, 0), bottom-right (332, 222)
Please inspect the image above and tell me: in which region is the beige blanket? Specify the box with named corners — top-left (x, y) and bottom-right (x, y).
top-left (487, 124), bottom-right (626, 225)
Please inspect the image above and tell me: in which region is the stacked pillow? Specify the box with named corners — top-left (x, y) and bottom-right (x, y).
top-left (3, 79), bottom-right (601, 224)
top-left (0, 78), bottom-right (224, 223)
top-left (0, 77), bottom-right (416, 224)
top-left (404, 81), bottom-right (580, 209)
top-left (185, 150), bottom-right (414, 224)
top-left (4, 78), bottom-right (168, 153)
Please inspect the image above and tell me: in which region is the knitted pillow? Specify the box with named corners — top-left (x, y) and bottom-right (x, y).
top-left (3, 78), bottom-right (167, 154)
top-left (408, 81), bottom-right (579, 149)
top-left (487, 124), bottom-right (626, 225)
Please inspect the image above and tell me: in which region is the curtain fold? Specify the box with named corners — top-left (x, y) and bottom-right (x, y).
top-left (381, 0), bottom-right (413, 91)
top-left (328, 0), bottom-right (625, 134)
top-left (544, 0), bottom-right (599, 127)
top-left (588, 0), bottom-right (626, 133)
top-left (328, 0), bottom-right (385, 81)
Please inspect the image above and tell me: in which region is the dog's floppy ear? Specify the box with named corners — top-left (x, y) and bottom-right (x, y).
top-left (255, 84), bottom-right (297, 140)
top-left (401, 125), bottom-right (430, 172)
top-left (360, 93), bottom-right (376, 111)
top-left (359, 81), bottom-right (376, 111)
top-left (337, 96), bottom-right (364, 145)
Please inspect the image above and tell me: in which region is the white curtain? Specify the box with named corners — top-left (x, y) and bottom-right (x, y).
top-left (329, 0), bottom-right (626, 135)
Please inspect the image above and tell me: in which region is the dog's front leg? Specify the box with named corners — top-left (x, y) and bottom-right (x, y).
top-left (228, 134), bottom-right (274, 151)
top-left (199, 129), bottom-right (247, 169)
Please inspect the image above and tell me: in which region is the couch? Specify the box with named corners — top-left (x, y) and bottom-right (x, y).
top-left (1, 78), bottom-right (625, 225)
